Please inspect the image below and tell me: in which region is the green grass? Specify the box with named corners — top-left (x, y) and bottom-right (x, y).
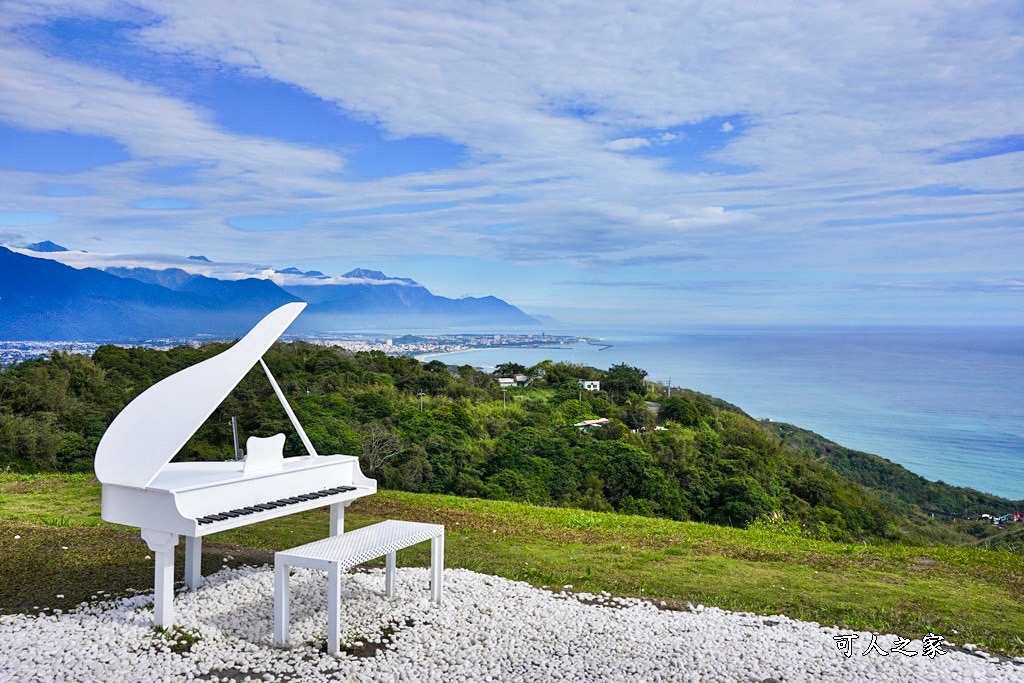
top-left (2, 473), bottom-right (1022, 655)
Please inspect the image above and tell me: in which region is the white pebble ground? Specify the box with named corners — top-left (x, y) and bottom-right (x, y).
top-left (1, 566), bottom-right (1021, 682)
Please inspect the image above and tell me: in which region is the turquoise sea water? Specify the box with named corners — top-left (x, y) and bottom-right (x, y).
top-left (422, 326), bottom-right (1024, 500)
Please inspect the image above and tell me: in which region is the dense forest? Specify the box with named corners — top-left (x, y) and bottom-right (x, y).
top-left (1, 341), bottom-right (1015, 545)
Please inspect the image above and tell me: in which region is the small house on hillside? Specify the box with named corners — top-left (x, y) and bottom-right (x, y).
top-left (578, 380), bottom-right (600, 392)
top-left (574, 417), bottom-right (610, 432)
top-left (497, 377), bottom-right (516, 388)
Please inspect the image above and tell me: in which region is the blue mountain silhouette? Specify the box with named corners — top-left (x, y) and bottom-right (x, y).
top-left (0, 248), bottom-right (538, 340)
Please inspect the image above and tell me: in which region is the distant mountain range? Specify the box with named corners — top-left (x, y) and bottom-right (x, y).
top-left (0, 245), bottom-right (540, 340)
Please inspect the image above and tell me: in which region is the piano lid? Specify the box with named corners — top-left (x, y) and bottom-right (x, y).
top-left (94, 302), bottom-right (307, 489)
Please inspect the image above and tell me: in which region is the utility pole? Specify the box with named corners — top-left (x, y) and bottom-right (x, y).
top-left (501, 387), bottom-right (508, 409)
top-left (417, 391), bottom-right (426, 411)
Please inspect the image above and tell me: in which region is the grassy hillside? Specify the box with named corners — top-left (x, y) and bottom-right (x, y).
top-left (2, 473), bottom-right (1023, 656)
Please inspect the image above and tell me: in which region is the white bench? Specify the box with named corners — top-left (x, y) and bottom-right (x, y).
top-left (273, 520), bottom-right (445, 655)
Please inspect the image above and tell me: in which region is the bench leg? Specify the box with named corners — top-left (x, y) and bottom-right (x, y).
top-left (327, 563), bottom-right (341, 656)
top-left (184, 536), bottom-right (202, 589)
top-left (430, 532), bottom-right (444, 604)
top-left (273, 560), bottom-right (290, 647)
top-left (385, 551), bottom-right (396, 597)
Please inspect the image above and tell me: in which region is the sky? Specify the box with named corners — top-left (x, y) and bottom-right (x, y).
top-left (1, 0), bottom-right (1022, 327)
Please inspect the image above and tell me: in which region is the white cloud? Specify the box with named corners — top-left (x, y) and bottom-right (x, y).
top-left (5, 246), bottom-right (265, 278)
top-left (605, 137), bottom-right (652, 151)
top-left (4, 246), bottom-right (425, 287)
top-left (0, 44), bottom-right (344, 189)
top-left (0, 0), bottom-right (1021, 318)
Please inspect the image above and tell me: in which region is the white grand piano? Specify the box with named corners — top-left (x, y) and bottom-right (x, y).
top-left (94, 302), bottom-right (376, 627)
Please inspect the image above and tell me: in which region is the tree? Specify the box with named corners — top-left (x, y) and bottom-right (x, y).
top-left (495, 362), bottom-right (527, 376)
top-left (360, 423), bottom-right (404, 473)
top-left (621, 396), bottom-right (654, 431)
top-left (713, 475), bottom-right (777, 527)
top-left (353, 391), bottom-right (394, 420)
top-left (603, 363), bottom-right (647, 403)
top-left (659, 395), bottom-right (713, 428)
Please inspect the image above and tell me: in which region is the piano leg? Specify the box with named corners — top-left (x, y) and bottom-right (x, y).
top-left (141, 529), bottom-right (179, 628)
top-left (330, 503), bottom-right (345, 536)
top-left (184, 536), bottom-right (202, 589)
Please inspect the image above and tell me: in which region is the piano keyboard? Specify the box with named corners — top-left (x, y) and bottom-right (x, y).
top-left (196, 485), bottom-right (357, 525)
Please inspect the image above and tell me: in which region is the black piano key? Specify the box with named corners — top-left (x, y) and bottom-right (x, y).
top-left (196, 484), bottom-right (366, 526)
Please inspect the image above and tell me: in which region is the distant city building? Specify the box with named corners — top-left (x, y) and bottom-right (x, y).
top-left (578, 379), bottom-right (600, 392)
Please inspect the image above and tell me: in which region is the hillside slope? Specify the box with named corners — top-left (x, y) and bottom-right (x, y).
top-left (764, 420), bottom-right (1024, 516)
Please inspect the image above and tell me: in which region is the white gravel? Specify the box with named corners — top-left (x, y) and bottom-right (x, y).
top-left (1, 565), bottom-right (1021, 682)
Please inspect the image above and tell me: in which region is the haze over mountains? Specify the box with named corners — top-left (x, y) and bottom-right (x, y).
top-left (0, 244), bottom-right (539, 340)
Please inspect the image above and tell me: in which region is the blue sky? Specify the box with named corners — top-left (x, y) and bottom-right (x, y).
top-left (1, 1), bottom-right (1022, 326)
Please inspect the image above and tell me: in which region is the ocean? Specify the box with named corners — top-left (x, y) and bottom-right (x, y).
top-left (421, 326), bottom-right (1024, 501)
